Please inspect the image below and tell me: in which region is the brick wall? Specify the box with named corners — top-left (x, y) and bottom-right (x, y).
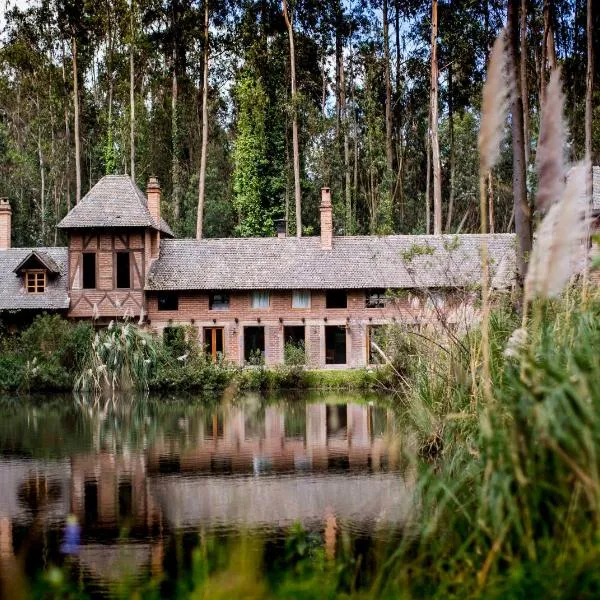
top-left (147, 289), bottom-right (479, 369)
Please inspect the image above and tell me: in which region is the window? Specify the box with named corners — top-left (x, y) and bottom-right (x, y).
top-left (366, 289), bottom-right (388, 309)
top-left (325, 290), bottom-right (347, 309)
top-left (209, 293), bottom-right (230, 310)
top-left (244, 326), bottom-right (265, 363)
top-left (157, 292), bottom-right (179, 311)
top-left (325, 325), bottom-right (347, 364)
top-left (82, 253), bottom-right (96, 289)
top-left (25, 271), bottom-right (46, 294)
top-left (115, 252), bottom-right (131, 289)
top-left (292, 290), bottom-right (311, 309)
top-left (204, 327), bottom-right (224, 361)
top-left (251, 291), bottom-right (270, 309)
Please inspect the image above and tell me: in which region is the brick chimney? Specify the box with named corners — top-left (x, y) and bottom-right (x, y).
top-left (274, 219), bottom-right (287, 238)
top-left (0, 198), bottom-right (11, 250)
top-left (146, 176), bottom-right (161, 225)
top-left (146, 177), bottom-right (161, 260)
top-left (320, 187), bottom-right (333, 250)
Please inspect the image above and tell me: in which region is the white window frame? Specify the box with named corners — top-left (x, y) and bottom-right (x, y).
top-left (251, 291), bottom-right (270, 309)
top-left (292, 290), bottom-right (311, 309)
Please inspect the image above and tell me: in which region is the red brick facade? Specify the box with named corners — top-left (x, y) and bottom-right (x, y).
top-left (146, 289), bottom-right (474, 369)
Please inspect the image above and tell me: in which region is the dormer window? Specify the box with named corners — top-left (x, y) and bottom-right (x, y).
top-left (13, 251), bottom-right (59, 295)
top-left (25, 270), bottom-right (46, 294)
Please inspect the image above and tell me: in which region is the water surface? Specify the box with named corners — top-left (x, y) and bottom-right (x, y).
top-left (0, 392), bottom-right (413, 597)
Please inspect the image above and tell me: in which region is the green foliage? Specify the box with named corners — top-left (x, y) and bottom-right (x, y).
top-left (0, 314), bottom-right (93, 393)
top-left (284, 340), bottom-right (306, 366)
top-left (232, 70), bottom-right (275, 237)
top-left (400, 242), bottom-right (435, 261)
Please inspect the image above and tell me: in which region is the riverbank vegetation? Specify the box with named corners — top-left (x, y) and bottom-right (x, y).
top-left (0, 314), bottom-right (385, 394)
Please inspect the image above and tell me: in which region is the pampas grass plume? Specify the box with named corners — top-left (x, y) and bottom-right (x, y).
top-left (525, 162), bottom-right (589, 300)
top-left (479, 28), bottom-right (512, 173)
top-left (535, 68), bottom-right (567, 212)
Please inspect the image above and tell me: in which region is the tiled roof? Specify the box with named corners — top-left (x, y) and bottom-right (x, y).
top-left (57, 175), bottom-right (174, 237)
top-left (0, 248), bottom-right (69, 311)
top-left (146, 234), bottom-right (517, 291)
top-left (12, 250), bottom-right (60, 274)
top-left (593, 166), bottom-right (600, 211)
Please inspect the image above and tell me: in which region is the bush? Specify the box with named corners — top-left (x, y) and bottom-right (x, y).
top-left (0, 314), bottom-right (94, 393)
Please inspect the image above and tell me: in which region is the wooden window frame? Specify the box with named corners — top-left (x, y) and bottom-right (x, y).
top-left (204, 327), bottom-right (225, 362)
top-left (25, 270), bottom-right (46, 294)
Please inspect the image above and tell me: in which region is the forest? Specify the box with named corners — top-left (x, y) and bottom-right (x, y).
top-left (0, 0), bottom-right (597, 247)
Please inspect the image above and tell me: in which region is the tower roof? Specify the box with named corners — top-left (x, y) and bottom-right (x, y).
top-left (57, 175), bottom-right (173, 236)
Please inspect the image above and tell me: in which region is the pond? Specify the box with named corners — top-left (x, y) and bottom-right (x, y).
top-left (0, 392), bottom-right (415, 598)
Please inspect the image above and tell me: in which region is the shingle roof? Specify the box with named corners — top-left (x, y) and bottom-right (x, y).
top-left (12, 250), bottom-right (60, 274)
top-left (146, 234), bottom-right (517, 292)
top-left (593, 166), bottom-right (600, 211)
top-left (57, 175), bottom-right (174, 237)
top-left (0, 248), bottom-right (69, 311)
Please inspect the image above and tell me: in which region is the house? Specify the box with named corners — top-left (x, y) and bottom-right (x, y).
top-left (0, 174), bottom-right (522, 368)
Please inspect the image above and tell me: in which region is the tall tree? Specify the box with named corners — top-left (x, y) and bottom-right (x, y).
top-left (282, 0), bottom-right (302, 237)
top-left (585, 0), bottom-right (593, 199)
top-left (508, 0), bottom-right (532, 277)
top-left (430, 0), bottom-right (442, 234)
top-left (129, 0), bottom-right (136, 180)
top-left (383, 0), bottom-right (393, 172)
top-left (71, 35), bottom-right (81, 203)
top-left (196, 0), bottom-right (209, 239)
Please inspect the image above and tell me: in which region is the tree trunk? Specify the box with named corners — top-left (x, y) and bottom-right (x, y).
top-left (282, 0), bottom-right (302, 237)
top-left (340, 43), bottom-right (351, 234)
top-left (430, 0), bottom-right (442, 234)
top-left (61, 42), bottom-right (71, 212)
top-left (585, 0), bottom-right (593, 201)
top-left (196, 0), bottom-right (209, 239)
top-left (130, 0), bottom-right (136, 180)
top-left (334, 0), bottom-right (342, 137)
top-left (445, 63), bottom-right (455, 232)
top-left (37, 101), bottom-right (45, 243)
top-left (171, 44), bottom-right (180, 222)
top-left (541, 0), bottom-right (557, 99)
top-left (508, 0), bottom-right (532, 278)
top-left (425, 115), bottom-right (431, 235)
top-left (520, 0), bottom-right (530, 165)
top-left (72, 36), bottom-right (81, 203)
top-left (383, 0), bottom-right (393, 171)
top-left (106, 3), bottom-right (114, 175)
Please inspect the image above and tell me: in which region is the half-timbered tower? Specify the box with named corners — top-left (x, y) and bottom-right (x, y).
top-left (56, 175), bottom-right (173, 321)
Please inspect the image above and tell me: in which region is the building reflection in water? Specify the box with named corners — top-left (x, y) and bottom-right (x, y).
top-left (0, 399), bottom-right (412, 593)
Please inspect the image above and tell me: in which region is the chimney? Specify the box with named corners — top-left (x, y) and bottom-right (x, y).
top-left (0, 198), bottom-right (11, 250)
top-left (320, 187), bottom-right (333, 250)
top-left (146, 176), bottom-right (161, 226)
top-left (274, 218), bottom-right (287, 238)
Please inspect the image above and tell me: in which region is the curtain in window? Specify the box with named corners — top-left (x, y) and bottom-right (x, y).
top-left (292, 290), bottom-right (310, 308)
top-left (251, 291), bottom-right (270, 309)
